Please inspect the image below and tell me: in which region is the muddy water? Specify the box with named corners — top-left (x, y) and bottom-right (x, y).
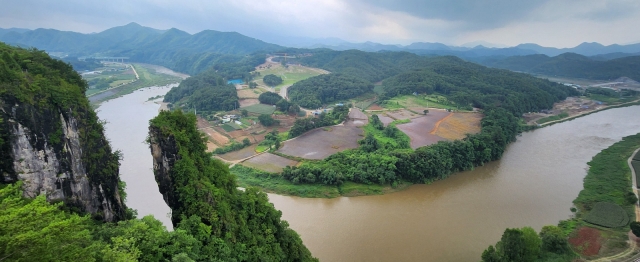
top-left (97, 84), bottom-right (640, 261)
top-left (97, 85), bottom-right (176, 229)
top-left (270, 106), bottom-right (640, 262)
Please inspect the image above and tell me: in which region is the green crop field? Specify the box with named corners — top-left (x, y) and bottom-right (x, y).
top-left (256, 64), bottom-right (327, 88)
top-left (583, 202), bottom-right (630, 228)
top-left (243, 104), bottom-right (276, 115)
top-left (221, 124), bottom-right (236, 132)
top-left (633, 160), bottom-right (640, 187)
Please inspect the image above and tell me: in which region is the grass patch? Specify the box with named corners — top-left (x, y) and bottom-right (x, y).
top-left (537, 112), bottom-right (570, 124)
top-left (255, 145), bottom-right (269, 153)
top-left (278, 131), bottom-right (289, 141)
top-left (256, 64), bottom-right (326, 88)
top-left (633, 151), bottom-right (640, 161)
top-left (583, 202), bottom-right (630, 228)
top-left (243, 104), bottom-right (277, 115)
top-left (362, 122), bottom-right (410, 149)
top-left (231, 165), bottom-right (340, 198)
top-left (391, 119), bottom-right (411, 125)
top-left (221, 124), bottom-right (236, 132)
top-left (227, 122), bottom-right (242, 130)
top-left (338, 182), bottom-right (385, 196)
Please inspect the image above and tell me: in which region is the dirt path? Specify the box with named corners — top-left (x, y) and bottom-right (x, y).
top-left (429, 112), bottom-right (453, 135)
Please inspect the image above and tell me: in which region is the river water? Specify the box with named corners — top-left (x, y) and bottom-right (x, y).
top-left (97, 85), bottom-right (176, 229)
top-left (96, 85), bottom-right (640, 261)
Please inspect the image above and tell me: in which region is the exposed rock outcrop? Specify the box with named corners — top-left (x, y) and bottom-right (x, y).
top-left (148, 125), bottom-right (179, 214)
top-left (1, 102), bottom-right (127, 222)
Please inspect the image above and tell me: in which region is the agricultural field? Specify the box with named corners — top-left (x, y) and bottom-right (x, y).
top-left (218, 145), bottom-right (259, 161)
top-left (582, 202), bottom-right (630, 228)
top-left (385, 109), bottom-right (423, 120)
top-left (200, 127), bottom-right (230, 145)
top-left (382, 95), bottom-right (462, 111)
top-left (238, 98), bottom-right (260, 107)
top-left (242, 153), bottom-right (299, 173)
top-left (243, 104), bottom-right (276, 115)
top-left (277, 126), bottom-right (363, 160)
top-left (396, 110), bottom-right (450, 149)
top-left (255, 63), bottom-right (328, 88)
top-left (237, 89), bottom-right (261, 99)
top-left (433, 113), bottom-right (482, 140)
top-left (374, 114), bottom-right (394, 127)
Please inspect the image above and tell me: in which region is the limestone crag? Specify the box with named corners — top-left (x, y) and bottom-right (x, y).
top-left (148, 126), bottom-right (179, 217)
top-left (2, 102), bottom-right (126, 221)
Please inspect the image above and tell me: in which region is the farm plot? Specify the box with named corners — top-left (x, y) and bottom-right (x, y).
top-left (633, 161), bottom-right (640, 188)
top-left (434, 113), bottom-right (482, 140)
top-left (634, 151), bottom-right (640, 161)
top-left (374, 114), bottom-right (394, 127)
top-left (396, 111), bottom-right (450, 149)
top-left (218, 145), bottom-right (258, 161)
top-left (278, 126), bottom-right (363, 160)
top-left (243, 104), bottom-right (276, 115)
top-left (200, 127), bottom-right (230, 145)
top-left (568, 227), bottom-right (602, 257)
top-left (385, 109), bottom-right (423, 120)
top-left (239, 99), bottom-right (260, 107)
top-left (242, 153), bottom-right (299, 173)
top-left (237, 89), bottom-right (260, 99)
top-left (583, 202), bottom-right (630, 228)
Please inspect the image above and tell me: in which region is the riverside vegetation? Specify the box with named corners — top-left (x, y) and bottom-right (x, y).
top-left (481, 133), bottom-right (640, 261)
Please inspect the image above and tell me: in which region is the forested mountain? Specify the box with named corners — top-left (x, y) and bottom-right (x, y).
top-left (288, 74), bottom-right (373, 108)
top-left (0, 22), bottom-right (282, 74)
top-left (380, 56), bottom-right (578, 115)
top-left (293, 50), bottom-right (577, 114)
top-left (476, 53), bottom-right (640, 81)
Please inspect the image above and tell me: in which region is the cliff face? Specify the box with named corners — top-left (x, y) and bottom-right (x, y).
top-left (148, 125), bottom-right (179, 215)
top-left (1, 102), bottom-right (126, 221)
top-left (0, 43), bottom-right (127, 222)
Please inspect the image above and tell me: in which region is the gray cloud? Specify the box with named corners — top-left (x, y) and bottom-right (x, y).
top-left (0, 0), bottom-right (638, 47)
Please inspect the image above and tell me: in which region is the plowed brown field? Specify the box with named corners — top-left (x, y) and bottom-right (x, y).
top-left (434, 113), bottom-right (482, 140)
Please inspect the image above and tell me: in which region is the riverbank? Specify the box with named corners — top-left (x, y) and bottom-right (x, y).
top-left (540, 99), bottom-right (640, 127)
top-left (558, 133), bottom-right (640, 260)
top-left (230, 165), bottom-right (412, 198)
top-left (88, 63), bottom-right (185, 106)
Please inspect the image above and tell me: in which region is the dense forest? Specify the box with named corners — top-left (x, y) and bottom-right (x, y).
top-left (263, 74), bottom-right (283, 86)
top-left (258, 91), bottom-right (283, 105)
top-left (288, 74), bottom-right (373, 108)
top-left (294, 50), bottom-right (577, 115)
top-left (287, 106), bottom-right (350, 138)
top-left (475, 53), bottom-right (640, 81)
top-left (149, 110), bottom-right (316, 261)
top-left (163, 69), bottom-right (239, 111)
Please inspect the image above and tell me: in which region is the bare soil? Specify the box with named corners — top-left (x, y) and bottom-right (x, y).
top-left (201, 127), bottom-right (230, 145)
top-left (242, 153), bottom-right (299, 173)
top-left (278, 126), bottom-right (363, 160)
top-left (434, 113), bottom-right (483, 140)
top-left (348, 108), bottom-right (367, 120)
top-left (237, 89), bottom-right (260, 99)
top-left (239, 99), bottom-right (260, 107)
top-left (523, 97), bottom-right (605, 125)
top-left (218, 145), bottom-right (259, 161)
top-left (368, 104), bottom-right (384, 110)
top-left (375, 114), bottom-right (395, 127)
top-left (396, 110), bottom-right (450, 149)
top-left (569, 227), bottom-right (602, 257)
top-left (386, 109), bottom-right (423, 120)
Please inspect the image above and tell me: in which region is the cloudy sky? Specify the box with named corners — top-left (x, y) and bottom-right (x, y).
top-left (1, 0), bottom-right (639, 48)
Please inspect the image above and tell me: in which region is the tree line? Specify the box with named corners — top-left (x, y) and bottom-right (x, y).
top-left (163, 69), bottom-right (239, 111)
top-left (288, 73), bottom-right (373, 108)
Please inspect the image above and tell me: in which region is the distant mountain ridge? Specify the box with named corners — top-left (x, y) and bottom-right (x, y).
top-left (0, 22), bottom-right (283, 74)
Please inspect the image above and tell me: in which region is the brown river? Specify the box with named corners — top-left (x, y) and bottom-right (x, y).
top-left (97, 85), bottom-right (640, 261)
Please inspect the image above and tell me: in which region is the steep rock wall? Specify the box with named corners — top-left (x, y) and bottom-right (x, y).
top-left (1, 101), bottom-right (126, 222)
top-left (148, 125), bottom-right (179, 216)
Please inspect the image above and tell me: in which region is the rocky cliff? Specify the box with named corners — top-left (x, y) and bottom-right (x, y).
top-left (148, 125), bottom-right (179, 218)
top-left (0, 43), bottom-right (127, 221)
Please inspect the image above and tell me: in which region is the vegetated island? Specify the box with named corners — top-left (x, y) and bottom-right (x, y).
top-left (480, 133), bottom-right (640, 261)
